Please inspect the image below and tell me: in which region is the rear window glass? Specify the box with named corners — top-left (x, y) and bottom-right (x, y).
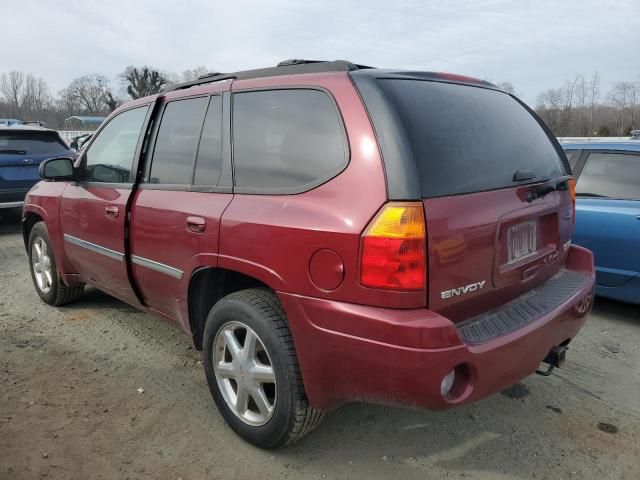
top-left (0, 131), bottom-right (67, 155)
top-left (378, 80), bottom-right (566, 197)
top-left (232, 89), bottom-right (347, 192)
top-left (150, 97), bottom-right (208, 184)
top-left (576, 152), bottom-right (640, 199)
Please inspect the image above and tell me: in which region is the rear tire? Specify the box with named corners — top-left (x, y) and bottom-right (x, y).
top-left (203, 288), bottom-right (323, 448)
top-left (28, 222), bottom-right (84, 306)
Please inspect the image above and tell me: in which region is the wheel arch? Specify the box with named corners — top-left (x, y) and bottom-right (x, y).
top-left (187, 267), bottom-right (274, 350)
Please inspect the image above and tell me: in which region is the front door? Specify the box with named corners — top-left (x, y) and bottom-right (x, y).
top-left (573, 151), bottom-right (640, 286)
top-left (60, 105), bottom-right (150, 305)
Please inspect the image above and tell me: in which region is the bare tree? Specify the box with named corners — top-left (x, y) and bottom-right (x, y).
top-left (496, 81), bottom-right (517, 96)
top-left (609, 82), bottom-right (631, 135)
top-left (588, 72), bottom-right (600, 136)
top-left (0, 71), bottom-right (25, 117)
top-left (181, 66), bottom-right (211, 82)
top-left (64, 74), bottom-right (112, 114)
top-left (121, 66), bottom-right (168, 99)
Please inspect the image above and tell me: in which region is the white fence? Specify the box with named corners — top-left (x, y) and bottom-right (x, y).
top-left (57, 130), bottom-right (93, 146)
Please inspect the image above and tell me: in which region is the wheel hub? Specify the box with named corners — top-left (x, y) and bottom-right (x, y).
top-left (213, 321), bottom-right (277, 426)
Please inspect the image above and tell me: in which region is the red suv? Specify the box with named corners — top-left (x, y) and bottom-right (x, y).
top-left (23, 60), bottom-right (595, 448)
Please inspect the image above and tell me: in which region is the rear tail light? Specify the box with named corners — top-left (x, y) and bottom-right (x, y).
top-left (360, 202), bottom-right (426, 290)
top-left (569, 178), bottom-right (576, 224)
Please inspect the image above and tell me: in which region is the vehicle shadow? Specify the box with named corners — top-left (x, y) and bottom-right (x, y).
top-left (592, 296), bottom-right (640, 324)
top-left (0, 208), bottom-right (23, 235)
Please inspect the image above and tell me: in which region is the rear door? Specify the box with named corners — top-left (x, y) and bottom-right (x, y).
top-left (374, 79), bottom-right (572, 321)
top-left (60, 105), bottom-right (150, 305)
top-left (0, 129), bottom-right (71, 205)
top-left (572, 151), bottom-right (640, 286)
top-left (129, 85), bottom-right (233, 320)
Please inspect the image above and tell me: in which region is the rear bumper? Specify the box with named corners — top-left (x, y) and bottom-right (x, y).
top-left (280, 245), bottom-right (595, 411)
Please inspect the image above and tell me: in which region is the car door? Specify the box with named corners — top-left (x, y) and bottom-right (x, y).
top-left (572, 150), bottom-right (640, 287)
top-left (129, 86), bottom-right (233, 321)
top-left (60, 104), bottom-right (151, 305)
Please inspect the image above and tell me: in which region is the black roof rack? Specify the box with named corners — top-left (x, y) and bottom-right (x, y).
top-left (164, 59), bottom-right (373, 93)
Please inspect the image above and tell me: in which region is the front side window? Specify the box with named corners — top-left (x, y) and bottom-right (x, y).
top-left (232, 89), bottom-right (347, 191)
top-left (83, 106), bottom-right (148, 183)
top-left (576, 152), bottom-right (640, 199)
top-left (149, 97), bottom-right (208, 184)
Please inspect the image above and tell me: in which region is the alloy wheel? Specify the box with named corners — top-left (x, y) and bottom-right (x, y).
top-left (213, 321), bottom-right (277, 426)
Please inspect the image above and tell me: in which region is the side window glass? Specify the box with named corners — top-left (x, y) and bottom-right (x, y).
top-left (149, 97), bottom-right (208, 184)
top-left (193, 96), bottom-right (223, 185)
top-left (564, 150), bottom-right (578, 170)
top-left (83, 106), bottom-right (148, 183)
top-left (576, 152), bottom-right (640, 199)
top-left (232, 89), bottom-right (347, 191)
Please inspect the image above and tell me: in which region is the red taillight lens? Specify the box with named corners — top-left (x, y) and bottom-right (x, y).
top-left (569, 178), bottom-right (576, 224)
top-left (360, 202), bottom-right (426, 290)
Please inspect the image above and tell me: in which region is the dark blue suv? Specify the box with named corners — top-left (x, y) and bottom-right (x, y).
top-left (0, 125), bottom-right (74, 209)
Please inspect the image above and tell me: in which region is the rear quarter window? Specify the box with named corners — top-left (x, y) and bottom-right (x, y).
top-left (232, 89), bottom-right (348, 193)
top-left (576, 152), bottom-right (640, 199)
top-left (378, 80), bottom-right (566, 197)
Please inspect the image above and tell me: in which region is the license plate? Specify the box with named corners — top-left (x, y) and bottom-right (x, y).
top-left (507, 220), bottom-right (537, 263)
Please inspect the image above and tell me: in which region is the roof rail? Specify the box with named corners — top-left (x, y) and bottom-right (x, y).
top-left (163, 59), bottom-right (373, 93)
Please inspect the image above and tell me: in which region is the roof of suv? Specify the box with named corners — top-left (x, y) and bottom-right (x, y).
top-left (164, 59), bottom-right (501, 93)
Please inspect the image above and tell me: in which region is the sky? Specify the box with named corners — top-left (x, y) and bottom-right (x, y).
top-left (2, 0), bottom-right (639, 104)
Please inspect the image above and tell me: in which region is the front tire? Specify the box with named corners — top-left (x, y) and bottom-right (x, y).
top-left (28, 222), bottom-right (84, 306)
top-left (203, 288), bottom-right (323, 448)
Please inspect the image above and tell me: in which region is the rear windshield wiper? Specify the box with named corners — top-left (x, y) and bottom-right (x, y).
top-left (526, 175), bottom-right (572, 202)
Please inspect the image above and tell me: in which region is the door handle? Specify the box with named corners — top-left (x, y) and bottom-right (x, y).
top-left (186, 216), bottom-right (206, 233)
top-left (105, 205), bottom-right (119, 219)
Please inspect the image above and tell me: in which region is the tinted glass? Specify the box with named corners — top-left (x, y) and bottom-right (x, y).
top-left (564, 149), bottom-right (578, 170)
top-left (83, 106), bottom-right (148, 183)
top-left (0, 131), bottom-right (67, 155)
top-left (378, 80), bottom-right (566, 197)
top-left (233, 89), bottom-right (347, 191)
top-left (576, 152), bottom-right (640, 199)
top-left (150, 97), bottom-right (208, 184)
top-left (193, 96), bottom-right (222, 185)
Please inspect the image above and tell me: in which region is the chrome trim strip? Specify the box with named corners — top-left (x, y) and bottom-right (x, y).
top-left (0, 201), bottom-right (24, 208)
top-left (63, 234), bottom-right (124, 261)
top-left (131, 255), bottom-right (183, 279)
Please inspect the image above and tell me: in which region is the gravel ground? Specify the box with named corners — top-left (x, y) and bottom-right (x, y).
top-left (1, 208), bottom-right (639, 480)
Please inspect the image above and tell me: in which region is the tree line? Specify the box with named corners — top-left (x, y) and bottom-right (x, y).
top-left (0, 66), bottom-right (209, 129)
top-left (536, 72), bottom-right (639, 136)
top-left (1, 66), bottom-right (638, 136)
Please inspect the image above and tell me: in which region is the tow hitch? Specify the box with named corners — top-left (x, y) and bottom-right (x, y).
top-left (536, 345), bottom-right (568, 376)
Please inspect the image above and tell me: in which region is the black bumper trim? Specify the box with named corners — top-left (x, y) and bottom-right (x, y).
top-left (456, 270), bottom-right (590, 344)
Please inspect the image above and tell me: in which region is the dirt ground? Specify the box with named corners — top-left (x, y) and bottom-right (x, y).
top-left (1, 208), bottom-right (639, 480)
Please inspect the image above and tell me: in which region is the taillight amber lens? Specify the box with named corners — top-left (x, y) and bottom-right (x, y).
top-left (360, 202), bottom-right (426, 290)
top-left (569, 178), bottom-right (576, 224)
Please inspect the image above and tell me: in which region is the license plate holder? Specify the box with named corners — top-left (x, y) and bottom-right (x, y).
top-left (507, 220), bottom-right (538, 264)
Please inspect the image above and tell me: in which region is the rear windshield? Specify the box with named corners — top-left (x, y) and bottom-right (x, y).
top-left (0, 131), bottom-right (67, 155)
top-left (378, 80), bottom-right (566, 197)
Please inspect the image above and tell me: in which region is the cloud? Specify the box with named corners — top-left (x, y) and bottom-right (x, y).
top-left (2, 0), bottom-right (638, 103)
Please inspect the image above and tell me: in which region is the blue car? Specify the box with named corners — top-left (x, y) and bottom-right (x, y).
top-left (561, 141), bottom-right (640, 304)
top-left (0, 125), bottom-right (75, 209)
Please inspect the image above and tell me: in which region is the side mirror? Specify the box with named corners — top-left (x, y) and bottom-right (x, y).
top-left (39, 157), bottom-right (75, 181)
